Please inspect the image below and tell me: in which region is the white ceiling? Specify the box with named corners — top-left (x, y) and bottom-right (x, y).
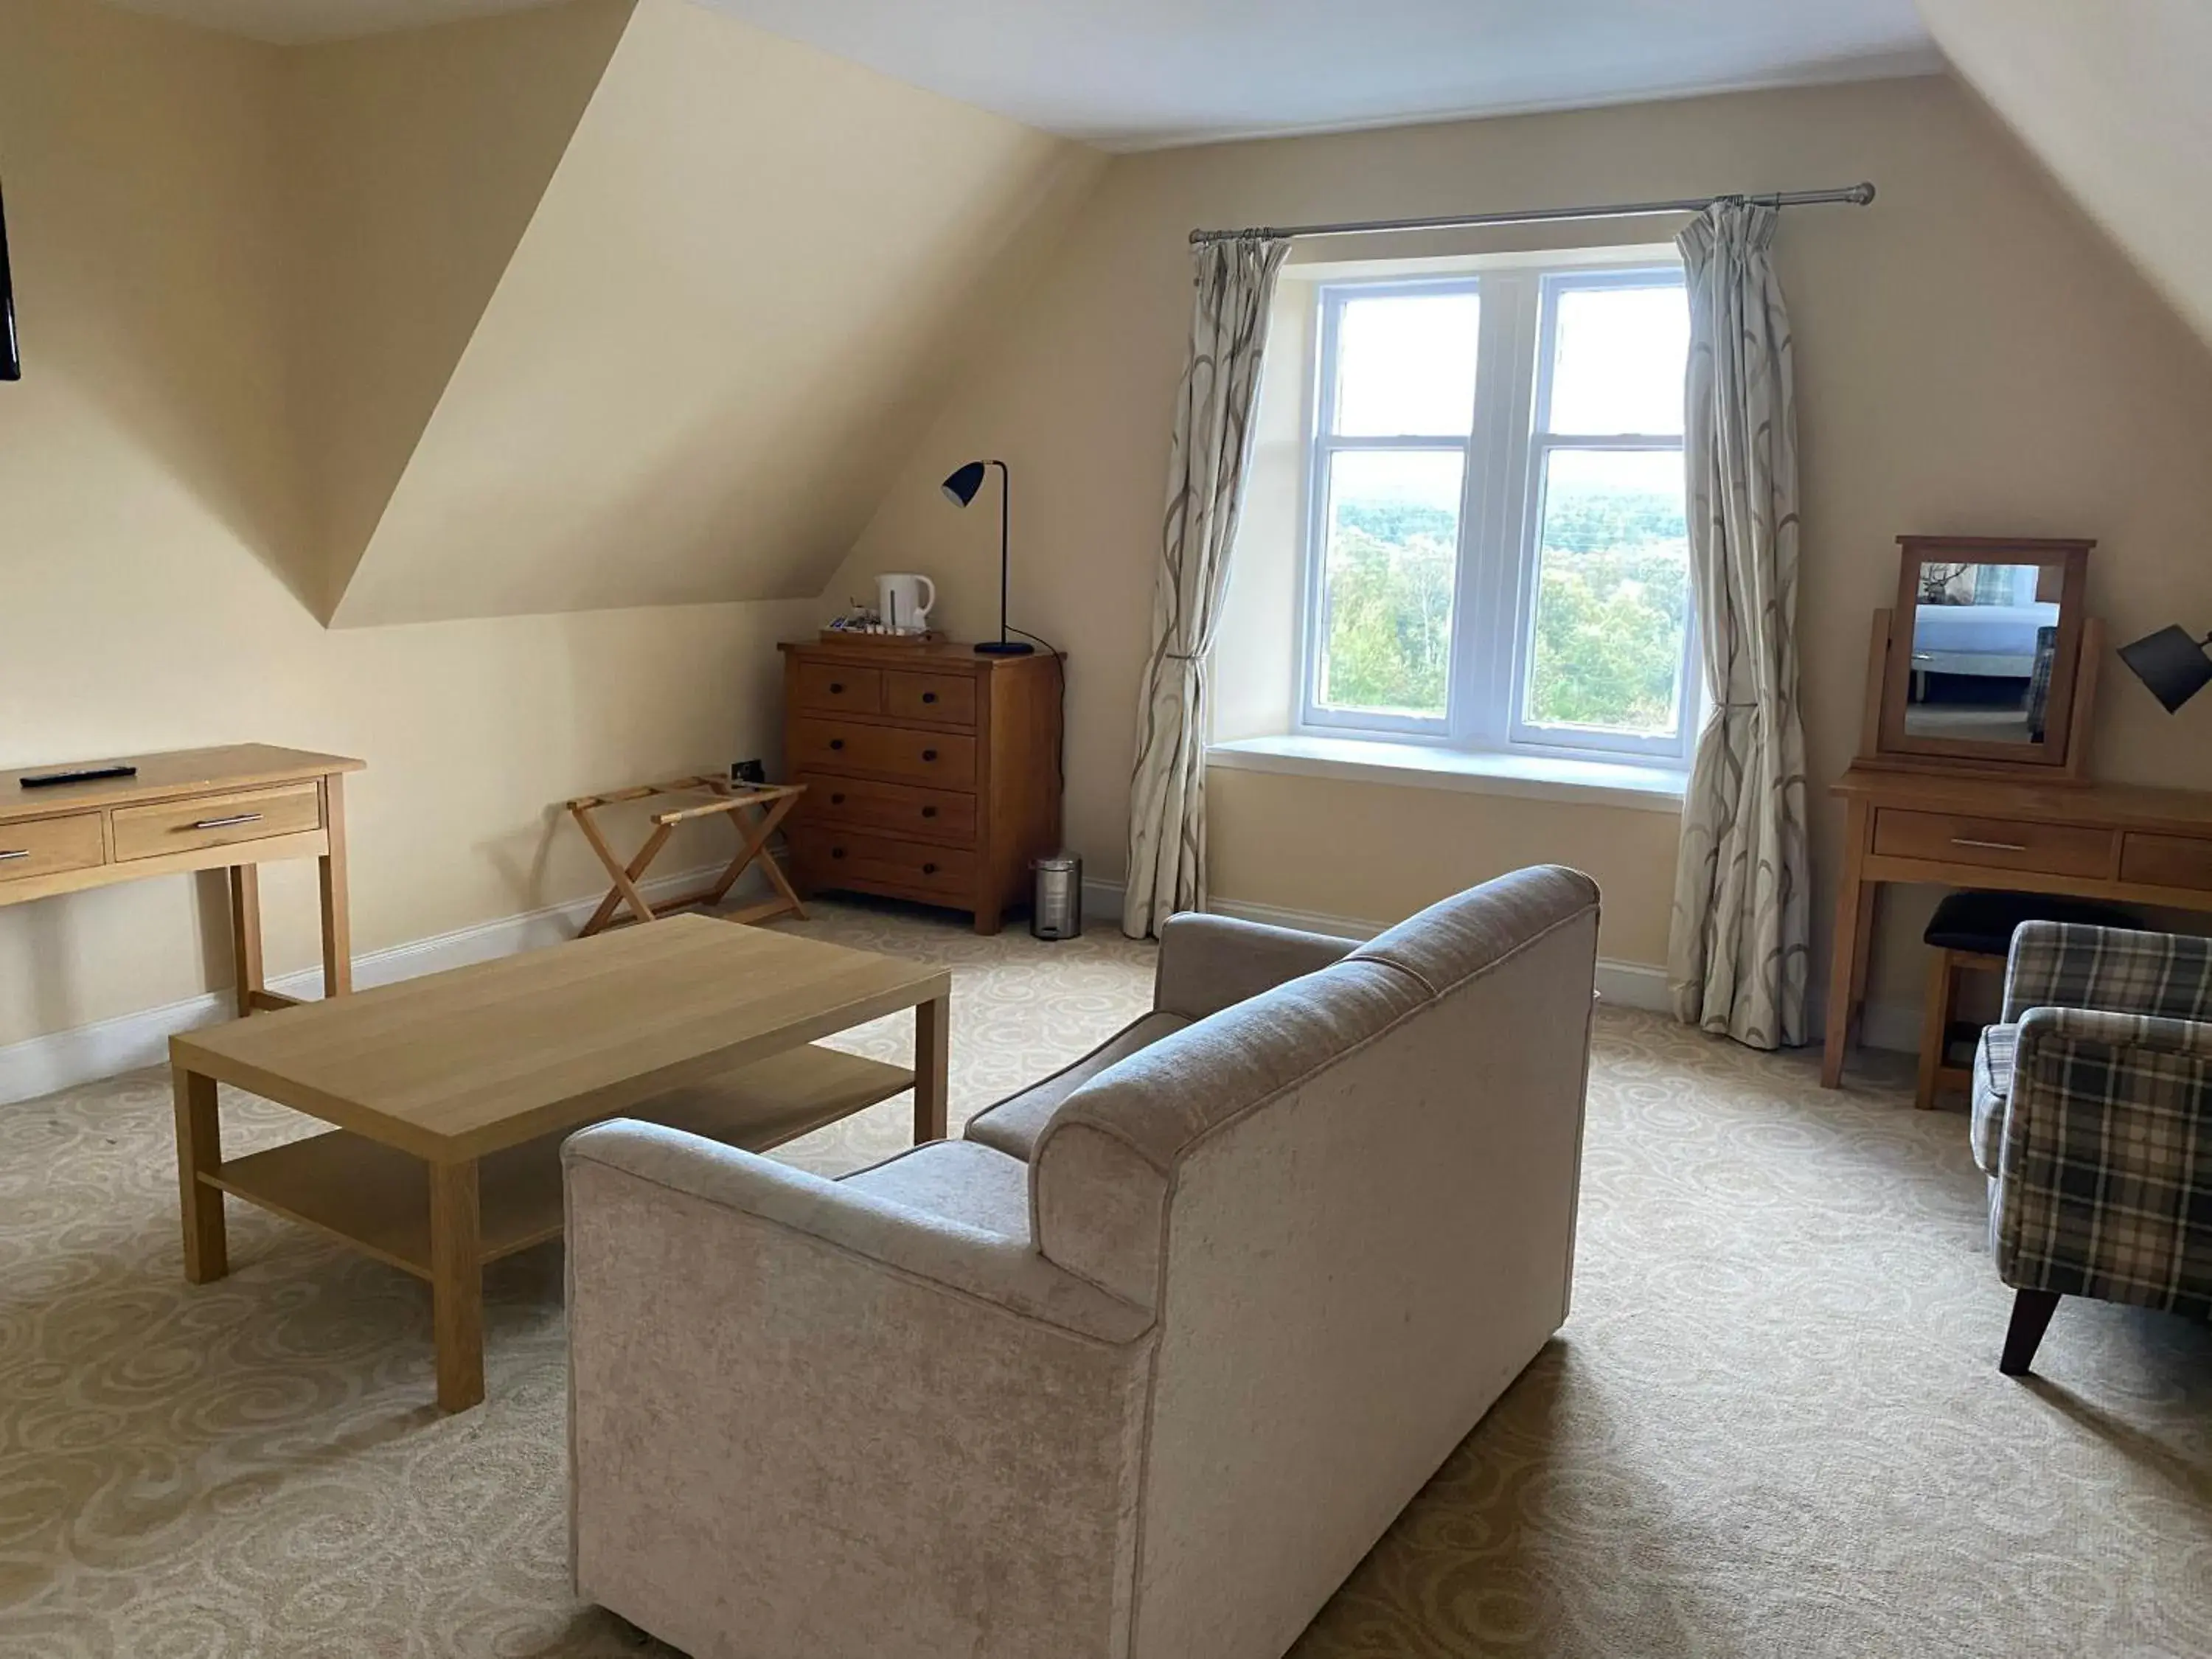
top-left (113, 0), bottom-right (1944, 147)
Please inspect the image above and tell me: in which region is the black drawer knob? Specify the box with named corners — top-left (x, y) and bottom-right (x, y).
top-left (829, 681), bottom-right (844, 694)
top-left (921, 748), bottom-right (937, 762)
top-left (921, 691), bottom-right (938, 704)
top-left (921, 805), bottom-right (937, 818)
top-left (922, 862), bottom-right (938, 875)
top-left (829, 738), bottom-right (845, 751)
top-left (830, 846), bottom-right (846, 860)
top-left (830, 793), bottom-right (846, 805)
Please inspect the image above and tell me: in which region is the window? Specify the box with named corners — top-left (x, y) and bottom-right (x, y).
top-left (1298, 259), bottom-right (1695, 768)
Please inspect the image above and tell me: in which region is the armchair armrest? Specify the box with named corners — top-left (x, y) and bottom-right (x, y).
top-left (1152, 911), bottom-right (1354, 1021)
top-left (1992, 1006), bottom-right (2212, 1313)
top-left (2003, 921), bottom-right (2212, 1023)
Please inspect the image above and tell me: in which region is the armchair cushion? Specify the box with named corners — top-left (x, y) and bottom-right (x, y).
top-left (1969, 1022), bottom-right (2017, 1175)
top-left (841, 1139), bottom-right (1032, 1239)
top-left (965, 1012), bottom-right (1192, 1160)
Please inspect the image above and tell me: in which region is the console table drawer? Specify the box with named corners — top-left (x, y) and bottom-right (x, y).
top-left (882, 670), bottom-right (976, 727)
top-left (795, 773), bottom-right (978, 844)
top-left (799, 830), bottom-right (975, 900)
top-left (1872, 808), bottom-right (2113, 879)
top-left (112, 782), bottom-right (323, 862)
top-left (789, 719), bottom-right (976, 787)
top-left (0, 812), bottom-right (106, 885)
top-left (792, 663), bottom-right (883, 717)
top-left (2119, 832), bottom-right (2212, 893)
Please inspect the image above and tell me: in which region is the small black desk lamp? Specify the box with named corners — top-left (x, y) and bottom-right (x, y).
top-left (942, 459), bottom-right (1033, 657)
top-left (2119, 623), bottom-right (2212, 714)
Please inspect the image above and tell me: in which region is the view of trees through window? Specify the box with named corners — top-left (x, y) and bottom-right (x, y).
top-left (1307, 271), bottom-right (1691, 748)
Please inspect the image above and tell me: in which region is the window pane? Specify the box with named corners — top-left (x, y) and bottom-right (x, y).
top-left (1548, 282), bottom-right (1688, 436)
top-left (1315, 450), bottom-right (1462, 718)
top-left (1333, 291), bottom-right (1480, 437)
top-left (1525, 448), bottom-right (1689, 737)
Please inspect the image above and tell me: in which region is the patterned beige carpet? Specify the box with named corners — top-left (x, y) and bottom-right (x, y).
top-left (3, 900), bottom-right (2208, 1658)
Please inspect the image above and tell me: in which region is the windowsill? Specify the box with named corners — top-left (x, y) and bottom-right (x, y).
top-left (1206, 734), bottom-right (1687, 813)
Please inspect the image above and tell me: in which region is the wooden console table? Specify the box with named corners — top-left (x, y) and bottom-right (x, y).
top-left (1823, 763), bottom-right (2212, 1086)
top-left (0, 745), bottom-right (364, 1015)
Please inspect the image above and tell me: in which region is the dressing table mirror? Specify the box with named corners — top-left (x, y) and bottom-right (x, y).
top-left (1863, 535), bottom-right (2099, 782)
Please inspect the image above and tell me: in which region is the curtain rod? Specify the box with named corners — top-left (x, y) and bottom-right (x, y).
top-left (1188, 181), bottom-right (1875, 246)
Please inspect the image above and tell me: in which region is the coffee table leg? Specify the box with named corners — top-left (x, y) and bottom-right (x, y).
top-left (914, 993), bottom-right (950, 1144)
top-left (173, 1067), bottom-right (229, 1283)
top-left (428, 1160), bottom-right (484, 1412)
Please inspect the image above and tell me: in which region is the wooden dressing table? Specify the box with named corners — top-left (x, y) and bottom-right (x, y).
top-left (1821, 767), bottom-right (2212, 1086)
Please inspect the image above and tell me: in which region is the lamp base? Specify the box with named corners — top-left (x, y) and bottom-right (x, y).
top-left (974, 639), bottom-right (1036, 656)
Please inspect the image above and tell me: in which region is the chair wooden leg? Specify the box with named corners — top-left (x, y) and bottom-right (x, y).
top-left (1915, 949), bottom-right (1952, 1110)
top-left (1999, 1288), bottom-right (2061, 1377)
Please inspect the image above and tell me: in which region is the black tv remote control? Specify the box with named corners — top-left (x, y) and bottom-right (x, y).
top-left (19, 764), bottom-right (139, 788)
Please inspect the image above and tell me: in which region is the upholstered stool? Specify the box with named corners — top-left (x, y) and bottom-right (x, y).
top-left (1916, 890), bottom-right (2135, 1109)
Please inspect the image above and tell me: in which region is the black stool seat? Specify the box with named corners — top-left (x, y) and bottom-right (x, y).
top-left (1924, 889), bottom-right (2137, 956)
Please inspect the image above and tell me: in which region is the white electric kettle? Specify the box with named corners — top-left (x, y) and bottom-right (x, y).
top-left (875, 572), bottom-right (936, 633)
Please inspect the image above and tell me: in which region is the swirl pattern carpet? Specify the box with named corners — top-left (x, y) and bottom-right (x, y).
top-left (2, 900), bottom-right (2208, 1658)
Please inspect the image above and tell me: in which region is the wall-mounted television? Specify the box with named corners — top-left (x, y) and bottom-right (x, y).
top-left (1, 181), bottom-right (18, 382)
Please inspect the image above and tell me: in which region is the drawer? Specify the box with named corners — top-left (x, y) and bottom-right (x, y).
top-left (111, 782), bottom-right (323, 863)
top-left (799, 829), bottom-right (975, 901)
top-left (882, 669), bottom-right (976, 727)
top-left (793, 661), bottom-right (883, 716)
top-left (796, 772), bottom-right (978, 844)
top-left (1872, 808), bottom-right (2113, 880)
top-left (2120, 831), bottom-right (2212, 893)
top-left (0, 811), bottom-right (106, 885)
top-left (789, 718), bottom-right (976, 787)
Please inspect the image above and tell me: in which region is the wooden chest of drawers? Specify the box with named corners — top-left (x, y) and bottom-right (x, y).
top-left (779, 641), bottom-right (1062, 934)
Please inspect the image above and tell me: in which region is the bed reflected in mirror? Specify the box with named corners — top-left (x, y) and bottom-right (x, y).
top-left (1905, 559), bottom-right (2062, 744)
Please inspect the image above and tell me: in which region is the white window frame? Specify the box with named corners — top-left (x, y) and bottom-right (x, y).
top-left (1295, 254), bottom-right (1697, 771)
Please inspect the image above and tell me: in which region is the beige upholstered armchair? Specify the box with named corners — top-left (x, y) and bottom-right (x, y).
top-left (563, 867), bottom-right (1601, 1659)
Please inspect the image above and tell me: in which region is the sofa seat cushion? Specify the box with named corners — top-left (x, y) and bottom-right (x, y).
top-left (1971, 1022), bottom-right (2018, 1175)
top-left (964, 1012), bottom-right (1192, 1161)
top-left (838, 1139), bottom-right (1032, 1239)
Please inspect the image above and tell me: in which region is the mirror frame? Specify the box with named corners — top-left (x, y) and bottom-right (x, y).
top-left (1876, 535), bottom-right (2094, 772)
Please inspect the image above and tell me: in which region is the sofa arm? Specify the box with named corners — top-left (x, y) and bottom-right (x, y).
top-left (2003, 922), bottom-right (2212, 1023)
top-left (1152, 911), bottom-right (1354, 1021)
top-left (1992, 1006), bottom-right (2212, 1312)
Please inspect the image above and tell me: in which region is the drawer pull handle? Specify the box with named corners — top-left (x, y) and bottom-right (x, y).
top-left (190, 813), bottom-right (262, 831)
top-left (829, 739), bottom-right (845, 751)
top-left (922, 862), bottom-right (939, 875)
top-left (830, 793), bottom-right (846, 805)
top-left (0, 849), bottom-right (28, 863)
top-left (921, 806), bottom-right (937, 818)
top-left (830, 846), bottom-right (846, 860)
top-left (829, 682), bottom-right (845, 694)
top-left (921, 692), bottom-right (938, 704)
top-left (921, 748), bottom-right (938, 762)
top-left (1950, 836), bottom-right (2028, 852)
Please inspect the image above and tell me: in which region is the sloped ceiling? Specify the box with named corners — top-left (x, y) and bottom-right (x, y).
top-left (325, 0), bottom-right (1104, 625)
top-left (1917, 0), bottom-right (2212, 350)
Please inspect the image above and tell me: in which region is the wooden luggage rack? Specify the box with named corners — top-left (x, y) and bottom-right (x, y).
top-left (566, 776), bottom-right (807, 936)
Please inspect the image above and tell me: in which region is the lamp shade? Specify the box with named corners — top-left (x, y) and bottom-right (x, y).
top-left (2118, 624), bottom-right (2212, 714)
top-left (942, 460), bottom-right (988, 507)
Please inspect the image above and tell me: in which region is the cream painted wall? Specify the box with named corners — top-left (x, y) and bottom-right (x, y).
top-left (0, 0), bottom-right (813, 1049)
top-left (332, 0), bottom-right (1107, 625)
top-left (281, 0), bottom-right (636, 614)
top-left (829, 74), bottom-right (2212, 1016)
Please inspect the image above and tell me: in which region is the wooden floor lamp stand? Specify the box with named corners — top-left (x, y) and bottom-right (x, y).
top-left (567, 776), bottom-right (807, 937)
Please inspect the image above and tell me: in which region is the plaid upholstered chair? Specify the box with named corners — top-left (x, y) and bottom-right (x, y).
top-left (1972, 921), bottom-right (2212, 1375)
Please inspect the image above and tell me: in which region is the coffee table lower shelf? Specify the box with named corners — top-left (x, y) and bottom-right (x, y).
top-left (197, 1043), bottom-right (914, 1281)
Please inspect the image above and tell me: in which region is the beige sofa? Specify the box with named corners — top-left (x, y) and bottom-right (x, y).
top-left (564, 864), bottom-right (1601, 1659)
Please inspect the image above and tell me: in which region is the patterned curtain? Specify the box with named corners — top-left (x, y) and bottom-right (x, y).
top-left (1666, 201), bottom-right (1812, 1048)
top-left (1121, 234), bottom-right (1290, 939)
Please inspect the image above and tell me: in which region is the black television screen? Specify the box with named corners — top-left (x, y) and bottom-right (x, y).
top-left (1, 181), bottom-right (17, 382)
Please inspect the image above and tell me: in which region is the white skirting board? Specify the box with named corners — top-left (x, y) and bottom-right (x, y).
top-left (0, 863), bottom-right (736, 1107)
top-left (1083, 876), bottom-right (1919, 1049)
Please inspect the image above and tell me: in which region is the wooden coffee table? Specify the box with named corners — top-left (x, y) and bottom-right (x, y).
top-left (168, 914), bottom-right (950, 1411)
